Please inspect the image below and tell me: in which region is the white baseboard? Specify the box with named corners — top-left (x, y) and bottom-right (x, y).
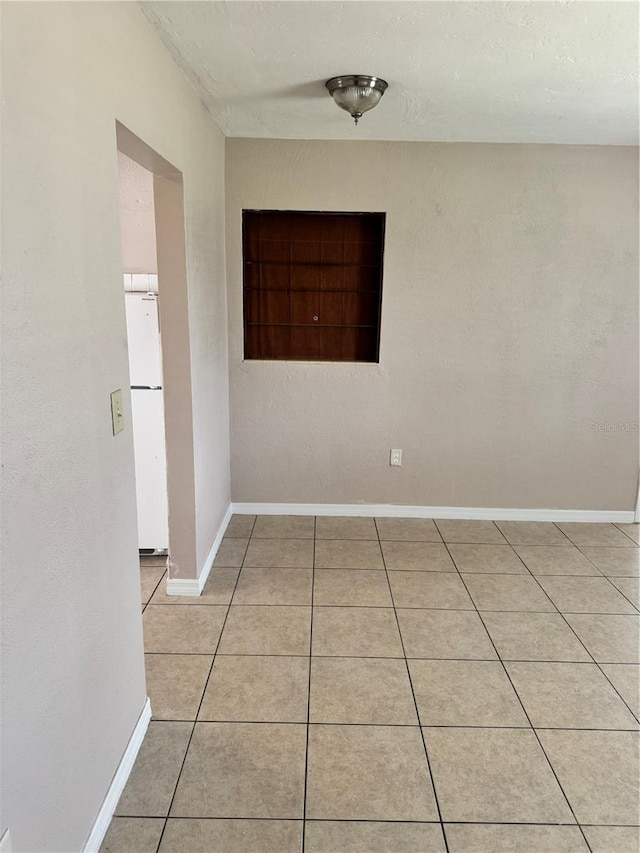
top-left (166, 503), bottom-right (233, 596)
top-left (83, 698), bottom-right (152, 853)
top-left (231, 502), bottom-right (635, 524)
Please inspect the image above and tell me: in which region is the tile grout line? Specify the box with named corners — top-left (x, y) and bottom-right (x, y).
top-left (224, 533), bottom-right (639, 548)
top-left (142, 720), bottom-right (639, 731)
top-left (145, 599), bottom-right (636, 612)
top-left (141, 566), bottom-right (168, 611)
top-left (300, 516), bottom-right (317, 853)
top-left (547, 522), bottom-right (575, 546)
top-left (234, 530), bottom-right (640, 549)
top-left (442, 534), bottom-right (594, 853)
top-left (606, 578), bottom-right (640, 614)
top-left (151, 515), bottom-right (256, 853)
top-left (144, 651), bottom-right (633, 665)
top-left (114, 815), bottom-right (639, 826)
top-left (374, 517), bottom-right (451, 853)
top-left (144, 600), bottom-right (637, 615)
top-left (140, 600), bottom-right (640, 612)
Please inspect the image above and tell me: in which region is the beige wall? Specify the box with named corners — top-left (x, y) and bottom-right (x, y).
top-left (118, 152), bottom-right (158, 274)
top-left (227, 139), bottom-right (638, 511)
top-left (1, 3), bottom-right (229, 851)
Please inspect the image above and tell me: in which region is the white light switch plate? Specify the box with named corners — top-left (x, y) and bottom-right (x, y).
top-left (110, 389), bottom-right (124, 435)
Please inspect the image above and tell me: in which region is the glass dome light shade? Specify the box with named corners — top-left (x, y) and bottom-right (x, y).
top-left (325, 76), bottom-right (388, 125)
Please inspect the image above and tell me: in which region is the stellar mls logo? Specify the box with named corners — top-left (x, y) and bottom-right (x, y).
top-left (589, 422), bottom-right (639, 432)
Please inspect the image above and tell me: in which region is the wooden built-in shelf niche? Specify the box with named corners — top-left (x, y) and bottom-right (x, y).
top-left (242, 210), bottom-right (385, 362)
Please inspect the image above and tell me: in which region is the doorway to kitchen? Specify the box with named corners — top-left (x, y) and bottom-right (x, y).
top-left (116, 122), bottom-right (199, 588)
top-left (118, 150), bottom-right (167, 556)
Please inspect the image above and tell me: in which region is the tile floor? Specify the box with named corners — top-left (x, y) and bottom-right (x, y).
top-left (102, 518), bottom-right (640, 853)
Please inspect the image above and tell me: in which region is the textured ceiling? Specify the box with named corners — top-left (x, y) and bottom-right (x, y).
top-left (141, 1), bottom-right (639, 144)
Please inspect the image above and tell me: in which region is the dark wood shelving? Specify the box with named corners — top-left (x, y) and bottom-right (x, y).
top-left (242, 210), bottom-right (385, 362)
top-left (245, 261), bottom-right (380, 269)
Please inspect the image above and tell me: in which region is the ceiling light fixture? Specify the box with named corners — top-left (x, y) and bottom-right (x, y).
top-left (325, 75), bottom-right (388, 125)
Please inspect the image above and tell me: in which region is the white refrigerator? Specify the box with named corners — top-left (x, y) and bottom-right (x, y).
top-left (125, 292), bottom-right (169, 552)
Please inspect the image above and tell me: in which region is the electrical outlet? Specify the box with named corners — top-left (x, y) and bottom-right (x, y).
top-left (390, 448), bottom-right (402, 467)
top-left (110, 389), bottom-right (124, 435)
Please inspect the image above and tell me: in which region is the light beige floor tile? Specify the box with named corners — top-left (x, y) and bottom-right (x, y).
top-left (315, 516), bottom-right (378, 539)
top-left (600, 664), bottom-right (640, 716)
top-left (143, 606), bottom-right (227, 654)
top-left (141, 566), bottom-right (166, 605)
top-left (309, 657), bottom-right (417, 724)
top-left (496, 521), bottom-right (571, 545)
top-left (557, 522), bottom-right (637, 547)
top-left (435, 519), bottom-right (506, 544)
top-left (218, 606), bottom-right (311, 655)
top-left (580, 546), bottom-right (640, 577)
top-left (313, 569), bottom-right (392, 607)
top-left (312, 607), bottom-right (403, 657)
top-left (444, 823), bottom-right (588, 853)
top-left (538, 729), bottom-right (640, 824)
top-left (305, 820), bottom-right (446, 853)
top-left (115, 722), bottom-right (192, 817)
top-left (506, 662), bottom-right (639, 729)
top-left (609, 576), bottom-right (640, 608)
top-left (100, 818), bottom-right (165, 853)
top-left (145, 654), bottom-right (212, 720)
top-left (314, 539), bottom-right (383, 569)
top-left (381, 541), bottom-right (455, 571)
top-left (375, 517), bottom-right (442, 542)
top-left (495, 522), bottom-right (570, 546)
top-left (224, 514), bottom-right (255, 538)
top-left (423, 727), bottom-right (573, 823)
top-left (537, 576), bottom-right (637, 614)
top-left (150, 568), bottom-right (239, 606)
top-left (306, 724), bottom-right (437, 821)
top-left (198, 656), bottom-right (309, 722)
top-left (463, 574), bottom-right (555, 611)
top-left (252, 514), bottom-right (315, 538)
top-left (232, 567), bottom-right (312, 605)
top-left (389, 571), bottom-right (474, 609)
top-left (581, 825), bottom-right (640, 853)
top-left (615, 523), bottom-right (640, 545)
top-left (448, 544), bottom-right (526, 574)
top-left (565, 614), bottom-right (640, 663)
top-left (159, 819), bottom-right (302, 853)
top-left (481, 612), bottom-right (591, 662)
top-left (171, 722), bottom-right (306, 818)
top-left (243, 538), bottom-right (313, 568)
top-left (213, 538), bottom-right (248, 567)
top-left (515, 545), bottom-right (600, 576)
top-left (397, 609), bottom-right (497, 659)
top-left (409, 660), bottom-right (527, 727)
